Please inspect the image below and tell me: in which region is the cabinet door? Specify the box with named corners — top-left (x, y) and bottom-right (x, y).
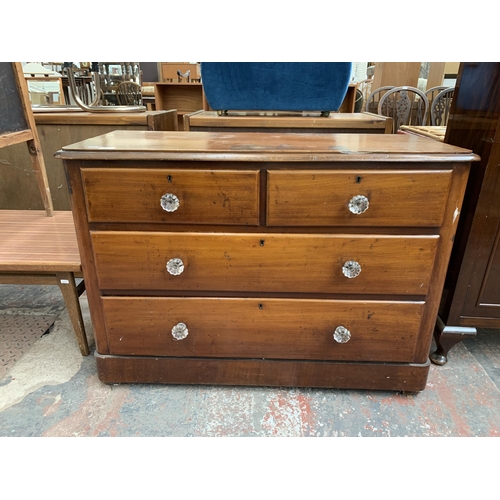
top-left (442, 62), bottom-right (500, 328)
top-left (459, 157), bottom-right (500, 323)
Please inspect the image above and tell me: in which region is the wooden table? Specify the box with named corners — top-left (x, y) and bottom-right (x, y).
top-left (0, 110), bottom-right (177, 211)
top-left (57, 131), bottom-right (476, 391)
top-left (400, 125), bottom-right (446, 142)
top-left (0, 210), bottom-right (89, 355)
top-left (184, 111), bottom-right (393, 134)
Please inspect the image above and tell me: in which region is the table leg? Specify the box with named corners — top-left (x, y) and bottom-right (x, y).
top-left (56, 272), bottom-right (90, 356)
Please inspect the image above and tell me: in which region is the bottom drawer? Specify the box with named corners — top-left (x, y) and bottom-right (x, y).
top-left (102, 297), bottom-right (425, 362)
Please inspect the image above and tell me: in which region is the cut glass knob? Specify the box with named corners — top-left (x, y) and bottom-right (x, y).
top-left (333, 326), bottom-right (351, 343)
top-left (172, 322), bottom-right (188, 340)
top-left (160, 193), bottom-right (180, 212)
top-left (348, 195), bottom-right (369, 214)
top-left (167, 258), bottom-right (184, 275)
top-left (342, 260), bottom-right (361, 278)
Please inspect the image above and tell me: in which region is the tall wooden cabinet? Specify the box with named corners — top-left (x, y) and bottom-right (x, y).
top-left (431, 62), bottom-right (500, 364)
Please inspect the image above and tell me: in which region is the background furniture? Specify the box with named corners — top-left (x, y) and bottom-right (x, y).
top-left (61, 75), bottom-right (94, 105)
top-left (371, 62), bottom-right (459, 92)
top-left (154, 82), bottom-right (208, 130)
top-left (0, 211), bottom-right (89, 355)
top-left (372, 63), bottom-right (422, 90)
top-left (337, 84), bottom-right (358, 113)
top-left (0, 109), bottom-right (177, 211)
top-left (159, 62), bottom-right (201, 82)
top-left (184, 110), bottom-right (393, 133)
top-left (58, 131), bottom-right (474, 391)
top-left (0, 63), bottom-right (89, 354)
top-left (0, 62), bottom-right (53, 216)
top-left (365, 86), bottom-right (395, 114)
top-left (425, 86), bottom-right (450, 124)
top-left (430, 87), bottom-right (454, 126)
top-left (431, 62), bottom-right (500, 364)
top-left (201, 62), bottom-right (352, 115)
top-left (399, 125), bottom-right (446, 142)
top-left (377, 86), bottom-right (429, 133)
top-left (25, 76), bottom-right (66, 105)
top-left (116, 81), bottom-right (142, 106)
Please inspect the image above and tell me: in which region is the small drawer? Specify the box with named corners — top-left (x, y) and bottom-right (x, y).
top-left (267, 170), bottom-right (452, 226)
top-left (92, 231), bottom-right (439, 295)
top-left (82, 168), bottom-right (260, 225)
top-left (102, 297), bottom-right (424, 362)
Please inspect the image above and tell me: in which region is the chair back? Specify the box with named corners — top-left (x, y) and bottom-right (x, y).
top-left (378, 86), bottom-right (429, 133)
top-left (116, 81), bottom-right (142, 106)
top-left (365, 86), bottom-right (395, 114)
top-left (425, 86), bottom-right (449, 124)
top-left (431, 87), bottom-right (454, 126)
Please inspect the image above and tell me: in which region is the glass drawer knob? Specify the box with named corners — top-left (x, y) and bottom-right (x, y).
top-left (172, 322), bottom-right (188, 340)
top-left (348, 195), bottom-right (369, 214)
top-left (160, 193), bottom-right (180, 212)
top-left (167, 258), bottom-right (184, 275)
top-left (342, 260), bottom-right (361, 278)
top-left (334, 326), bottom-right (351, 343)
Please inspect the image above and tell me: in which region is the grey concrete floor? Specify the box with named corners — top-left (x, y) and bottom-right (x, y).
top-left (1, 283), bottom-right (499, 437)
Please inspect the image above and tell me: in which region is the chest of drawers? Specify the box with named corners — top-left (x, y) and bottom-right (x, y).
top-left (58, 131), bottom-right (476, 392)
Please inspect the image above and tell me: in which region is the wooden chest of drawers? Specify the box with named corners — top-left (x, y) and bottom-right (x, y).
top-left (57, 131), bottom-right (476, 392)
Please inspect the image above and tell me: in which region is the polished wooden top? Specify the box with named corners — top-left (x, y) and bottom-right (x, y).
top-left (0, 210), bottom-right (81, 272)
top-left (32, 109), bottom-right (171, 126)
top-left (56, 130), bottom-right (477, 163)
top-left (187, 111), bottom-right (390, 129)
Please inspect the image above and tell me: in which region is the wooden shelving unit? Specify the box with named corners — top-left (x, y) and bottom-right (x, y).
top-left (154, 82), bottom-right (209, 129)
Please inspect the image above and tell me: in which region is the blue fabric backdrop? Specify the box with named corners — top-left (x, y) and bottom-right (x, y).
top-left (201, 62), bottom-right (352, 112)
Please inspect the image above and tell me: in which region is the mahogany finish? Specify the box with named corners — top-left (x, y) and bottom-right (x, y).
top-left (102, 297), bottom-right (424, 362)
top-left (95, 354), bottom-right (431, 391)
top-left (60, 130), bottom-right (472, 158)
top-left (267, 170), bottom-right (452, 227)
top-left (431, 62), bottom-right (500, 364)
top-left (58, 131), bottom-right (476, 391)
top-left (184, 111), bottom-right (393, 134)
top-left (82, 168), bottom-right (260, 224)
top-left (91, 232), bottom-right (439, 295)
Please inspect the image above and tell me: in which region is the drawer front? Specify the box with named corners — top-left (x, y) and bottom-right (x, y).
top-left (102, 297), bottom-right (424, 362)
top-left (92, 231), bottom-right (439, 295)
top-left (267, 170), bottom-right (452, 226)
top-left (82, 168), bottom-right (260, 225)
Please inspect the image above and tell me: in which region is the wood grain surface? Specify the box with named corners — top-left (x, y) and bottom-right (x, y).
top-left (102, 296), bottom-right (424, 362)
top-left (56, 130), bottom-right (474, 161)
top-left (95, 353), bottom-right (431, 391)
top-left (91, 231), bottom-right (439, 295)
top-left (267, 169), bottom-right (452, 227)
top-left (0, 210), bottom-right (80, 271)
top-left (184, 111), bottom-right (393, 133)
top-left (82, 168), bottom-right (260, 224)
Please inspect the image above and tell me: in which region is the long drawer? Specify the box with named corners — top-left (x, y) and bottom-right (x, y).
top-left (102, 297), bottom-right (424, 362)
top-left (92, 231), bottom-right (439, 294)
top-left (267, 170), bottom-right (452, 226)
top-left (82, 168), bottom-right (260, 224)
